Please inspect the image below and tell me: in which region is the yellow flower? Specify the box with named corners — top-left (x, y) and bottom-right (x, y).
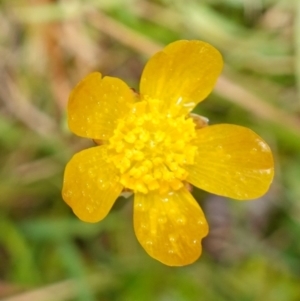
top-left (62, 40), bottom-right (274, 266)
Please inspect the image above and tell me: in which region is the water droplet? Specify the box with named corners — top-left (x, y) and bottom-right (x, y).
top-left (169, 235), bottom-right (176, 242)
top-left (98, 179), bottom-right (109, 190)
top-left (86, 206), bottom-right (93, 213)
top-left (162, 196), bottom-right (169, 202)
top-left (64, 190), bottom-right (73, 197)
top-left (150, 229), bottom-right (157, 235)
top-left (146, 240), bottom-right (153, 246)
top-left (239, 176), bottom-right (246, 183)
top-left (158, 216), bottom-right (167, 224)
top-left (250, 147), bottom-right (258, 154)
top-left (135, 203), bottom-right (144, 211)
top-left (176, 216), bottom-right (186, 225)
top-left (88, 169), bottom-right (96, 178)
top-left (168, 249), bottom-right (174, 254)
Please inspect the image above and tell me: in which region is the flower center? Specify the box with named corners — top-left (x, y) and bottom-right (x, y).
top-left (108, 100), bottom-right (197, 194)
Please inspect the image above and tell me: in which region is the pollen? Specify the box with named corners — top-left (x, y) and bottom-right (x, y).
top-left (108, 100), bottom-right (198, 194)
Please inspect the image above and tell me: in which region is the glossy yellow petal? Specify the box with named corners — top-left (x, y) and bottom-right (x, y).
top-left (140, 40), bottom-right (223, 114)
top-left (68, 72), bottom-right (134, 140)
top-left (62, 146), bottom-right (123, 222)
top-left (134, 187), bottom-right (208, 266)
top-left (186, 124), bottom-right (274, 200)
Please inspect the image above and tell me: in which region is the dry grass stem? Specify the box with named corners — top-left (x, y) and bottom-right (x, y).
top-left (215, 75), bottom-right (300, 133)
top-left (0, 74), bottom-right (56, 136)
top-left (88, 10), bottom-right (162, 57)
top-left (2, 273), bottom-right (115, 301)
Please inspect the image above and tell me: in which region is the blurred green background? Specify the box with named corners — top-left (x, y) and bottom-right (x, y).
top-left (1, 0), bottom-right (300, 300)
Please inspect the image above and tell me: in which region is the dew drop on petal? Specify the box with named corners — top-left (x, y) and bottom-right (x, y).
top-left (64, 190), bottom-right (73, 198)
top-left (135, 203), bottom-right (143, 210)
top-left (176, 216), bottom-right (186, 225)
top-left (250, 147), bottom-right (258, 154)
top-left (86, 205), bottom-right (93, 213)
top-left (141, 223), bottom-right (147, 229)
top-left (162, 196), bottom-right (170, 203)
top-left (151, 229), bottom-right (157, 235)
top-left (99, 180), bottom-right (110, 190)
top-left (239, 176), bottom-right (246, 183)
top-left (158, 216), bottom-right (167, 224)
top-left (88, 169), bottom-right (96, 178)
top-left (169, 235), bottom-right (176, 242)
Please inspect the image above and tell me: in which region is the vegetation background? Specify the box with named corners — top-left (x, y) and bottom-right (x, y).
top-left (1, 0), bottom-right (300, 300)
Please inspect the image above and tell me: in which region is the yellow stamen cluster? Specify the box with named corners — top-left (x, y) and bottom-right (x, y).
top-left (108, 100), bottom-right (197, 194)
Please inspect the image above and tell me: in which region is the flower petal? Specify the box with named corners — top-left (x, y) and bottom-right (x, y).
top-left (140, 40), bottom-right (223, 114)
top-left (186, 124), bottom-right (274, 200)
top-left (134, 187), bottom-right (208, 266)
top-left (68, 72), bottom-right (134, 140)
top-left (62, 146), bottom-right (123, 222)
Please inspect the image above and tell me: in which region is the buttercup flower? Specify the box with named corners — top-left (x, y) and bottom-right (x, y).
top-left (62, 40), bottom-right (274, 266)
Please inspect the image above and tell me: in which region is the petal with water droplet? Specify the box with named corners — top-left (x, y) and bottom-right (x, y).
top-left (62, 146), bottom-right (123, 222)
top-left (68, 72), bottom-right (134, 140)
top-left (140, 40), bottom-right (223, 114)
top-left (134, 188), bottom-right (208, 266)
top-left (186, 124), bottom-right (274, 200)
